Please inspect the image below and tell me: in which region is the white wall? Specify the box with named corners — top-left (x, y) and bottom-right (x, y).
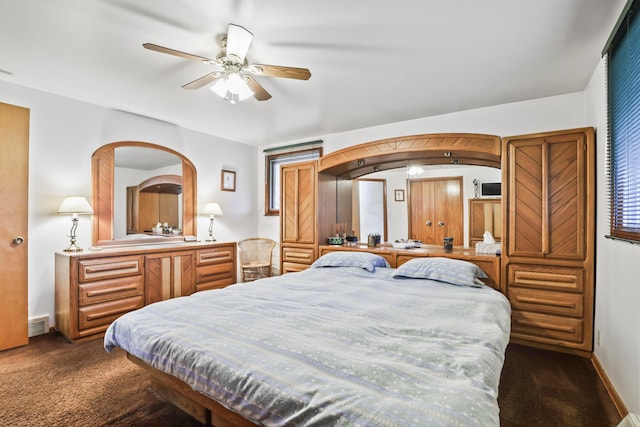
top-left (0, 80), bottom-right (259, 329)
top-left (585, 58), bottom-right (640, 414)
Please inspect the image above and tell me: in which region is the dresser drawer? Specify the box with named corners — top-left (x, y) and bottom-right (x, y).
top-left (282, 262), bottom-right (311, 274)
top-left (78, 256), bottom-right (144, 283)
top-left (196, 263), bottom-right (233, 285)
top-left (511, 310), bottom-right (584, 344)
top-left (78, 295), bottom-right (144, 333)
top-left (78, 276), bottom-right (143, 306)
top-left (508, 264), bottom-right (584, 292)
top-left (508, 287), bottom-right (582, 317)
top-left (197, 245), bottom-right (235, 266)
top-left (282, 246), bottom-right (315, 265)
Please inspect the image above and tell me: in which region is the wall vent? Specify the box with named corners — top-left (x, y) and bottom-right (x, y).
top-left (28, 316), bottom-right (49, 337)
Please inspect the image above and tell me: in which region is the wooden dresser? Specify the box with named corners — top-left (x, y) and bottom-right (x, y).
top-left (55, 241), bottom-right (236, 342)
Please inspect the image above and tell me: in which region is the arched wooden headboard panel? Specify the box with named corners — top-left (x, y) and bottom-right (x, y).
top-left (318, 133), bottom-right (501, 178)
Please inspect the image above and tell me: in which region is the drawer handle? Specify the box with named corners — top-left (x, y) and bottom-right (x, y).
top-left (515, 296), bottom-right (576, 309)
top-left (86, 306), bottom-right (133, 321)
top-left (86, 284), bottom-right (139, 297)
top-left (200, 271), bottom-right (230, 279)
top-left (85, 262), bottom-right (138, 274)
top-left (514, 319), bottom-right (576, 333)
top-left (286, 254), bottom-right (312, 261)
top-left (201, 253), bottom-right (230, 261)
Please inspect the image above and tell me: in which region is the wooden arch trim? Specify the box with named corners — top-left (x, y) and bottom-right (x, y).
top-left (318, 133), bottom-right (502, 178)
top-left (137, 174), bottom-right (183, 193)
top-left (91, 141), bottom-right (197, 245)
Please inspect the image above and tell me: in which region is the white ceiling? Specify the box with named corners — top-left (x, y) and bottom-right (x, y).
top-left (0, 0), bottom-right (626, 147)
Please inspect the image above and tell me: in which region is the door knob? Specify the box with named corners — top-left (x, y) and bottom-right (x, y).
top-left (425, 220), bottom-right (432, 226)
top-left (438, 221), bottom-right (445, 227)
top-left (13, 236), bottom-right (24, 245)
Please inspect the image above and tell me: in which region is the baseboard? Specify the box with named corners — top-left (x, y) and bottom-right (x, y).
top-left (591, 352), bottom-right (628, 420)
top-left (619, 413), bottom-right (640, 427)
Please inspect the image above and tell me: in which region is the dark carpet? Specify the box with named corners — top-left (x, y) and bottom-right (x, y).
top-left (0, 333), bottom-right (622, 426)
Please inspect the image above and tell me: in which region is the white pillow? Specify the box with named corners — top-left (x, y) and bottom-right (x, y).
top-left (392, 257), bottom-right (487, 286)
top-left (311, 252), bottom-right (390, 272)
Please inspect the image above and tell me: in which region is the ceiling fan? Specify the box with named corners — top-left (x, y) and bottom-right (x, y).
top-left (143, 23), bottom-right (311, 103)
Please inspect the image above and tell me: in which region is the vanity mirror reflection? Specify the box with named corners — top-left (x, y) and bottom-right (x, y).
top-left (91, 141), bottom-right (197, 246)
top-left (357, 165), bottom-right (501, 247)
top-left (318, 133), bottom-right (503, 248)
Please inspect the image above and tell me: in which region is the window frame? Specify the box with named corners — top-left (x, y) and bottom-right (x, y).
top-left (606, 0), bottom-right (640, 243)
top-left (264, 147), bottom-right (322, 216)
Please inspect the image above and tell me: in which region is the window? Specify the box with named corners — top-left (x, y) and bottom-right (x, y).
top-left (606, 0), bottom-right (640, 242)
top-left (264, 147), bottom-right (321, 215)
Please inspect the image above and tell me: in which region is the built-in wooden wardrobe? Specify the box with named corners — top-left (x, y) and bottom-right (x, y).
top-left (280, 130), bottom-right (595, 356)
top-left (279, 160), bottom-right (348, 273)
top-left (502, 127), bottom-right (595, 356)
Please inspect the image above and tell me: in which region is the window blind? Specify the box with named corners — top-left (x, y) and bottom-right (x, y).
top-left (606, 1), bottom-right (640, 242)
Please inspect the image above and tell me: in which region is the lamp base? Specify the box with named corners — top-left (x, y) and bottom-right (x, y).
top-left (206, 237), bottom-right (217, 242)
top-left (63, 244), bottom-right (83, 253)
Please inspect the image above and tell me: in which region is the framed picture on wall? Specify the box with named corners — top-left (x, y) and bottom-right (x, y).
top-left (394, 189), bottom-right (405, 201)
top-left (221, 170), bottom-right (236, 192)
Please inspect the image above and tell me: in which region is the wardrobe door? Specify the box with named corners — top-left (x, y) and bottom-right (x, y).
top-left (0, 102), bottom-right (29, 350)
top-left (408, 177), bottom-right (463, 245)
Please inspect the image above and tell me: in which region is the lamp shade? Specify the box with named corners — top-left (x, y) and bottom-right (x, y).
top-left (202, 202), bottom-right (223, 216)
top-left (58, 196), bottom-right (94, 215)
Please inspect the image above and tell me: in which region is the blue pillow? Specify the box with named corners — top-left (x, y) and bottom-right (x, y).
top-left (392, 257), bottom-right (487, 286)
top-left (311, 251), bottom-right (390, 272)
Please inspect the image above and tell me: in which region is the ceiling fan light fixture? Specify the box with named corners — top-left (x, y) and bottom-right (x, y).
top-left (210, 72), bottom-right (254, 103)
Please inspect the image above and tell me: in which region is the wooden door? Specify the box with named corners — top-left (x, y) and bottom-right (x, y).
top-left (506, 131), bottom-right (586, 259)
top-left (408, 177), bottom-right (463, 245)
top-left (0, 102), bottom-right (29, 350)
top-left (281, 161), bottom-right (317, 244)
top-left (146, 252), bottom-right (195, 304)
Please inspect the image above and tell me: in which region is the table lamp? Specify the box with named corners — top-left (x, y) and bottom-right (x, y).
top-left (202, 202), bottom-right (223, 242)
top-left (58, 196), bottom-right (94, 252)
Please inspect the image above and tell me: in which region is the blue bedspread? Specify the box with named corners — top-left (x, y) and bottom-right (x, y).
top-left (104, 267), bottom-right (511, 426)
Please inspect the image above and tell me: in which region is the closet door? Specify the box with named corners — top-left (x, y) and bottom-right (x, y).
top-left (0, 102), bottom-right (29, 350)
top-left (408, 177), bottom-right (463, 245)
top-left (506, 133), bottom-right (587, 260)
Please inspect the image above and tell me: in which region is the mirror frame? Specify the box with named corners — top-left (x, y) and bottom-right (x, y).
top-left (91, 141), bottom-right (197, 246)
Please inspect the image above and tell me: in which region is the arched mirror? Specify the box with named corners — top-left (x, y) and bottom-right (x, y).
top-left (319, 133), bottom-right (502, 248)
top-left (92, 141), bottom-right (197, 246)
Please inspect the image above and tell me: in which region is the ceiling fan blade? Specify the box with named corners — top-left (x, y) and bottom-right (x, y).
top-left (182, 72), bottom-right (221, 90)
top-left (244, 75), bottom-right (272, 101)
top-left (143, 43), bottom-right (217, 65)
top-left (249, 64), bottom-right (311, 80)
top-left (226, 23), bottom-right (253, 62)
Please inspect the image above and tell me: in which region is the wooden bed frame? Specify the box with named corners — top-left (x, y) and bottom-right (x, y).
top-left (128, 353), bottom-right (258, 427)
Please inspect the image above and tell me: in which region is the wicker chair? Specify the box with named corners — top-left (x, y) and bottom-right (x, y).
top-left (237, 238), bottom-right (276, 282)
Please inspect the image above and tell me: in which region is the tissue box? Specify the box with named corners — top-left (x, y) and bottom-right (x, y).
top-left (476, 242), bottom-right (501, 254)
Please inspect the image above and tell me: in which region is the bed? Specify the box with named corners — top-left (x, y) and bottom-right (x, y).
top-left (104, 253), bottom-right (511, 426)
